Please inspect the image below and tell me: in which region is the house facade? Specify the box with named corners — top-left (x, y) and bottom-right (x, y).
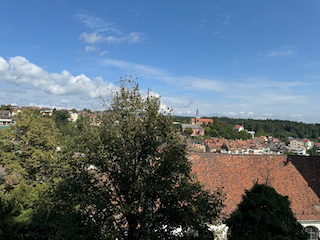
top-left (0, 110), bottom-right (15, 126)
top-left (233, 124), bottom-right (244, 132)
top-left (181, 124), bottom-right (204, 136)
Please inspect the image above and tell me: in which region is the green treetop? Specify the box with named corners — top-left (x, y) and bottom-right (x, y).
top-left (0, 110), bottom-right (66, 239)
top-left (225, 183), bottom-right (308, 240)
top-left (184, 127), bottom-right (193, 136)
top-left (70, 77), bottom-right (225, 240)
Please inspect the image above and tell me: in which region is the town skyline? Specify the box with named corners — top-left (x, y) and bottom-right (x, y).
top-left (1, 1), bottom-right (320, 123)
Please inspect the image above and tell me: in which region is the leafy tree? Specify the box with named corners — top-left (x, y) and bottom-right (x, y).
top-left (52, 109), bottom-right (78, 143)
top-left (225, 183), bottom-right (308, 240)
top-left (52, 109), bottom-right (69, 127)
top-left (0, 110), bottom-right (65, 239)
top-left (70, 77), bottom-right (225, 239)
top-left (1, 110), bottom-right (62, 184)
top-left (0, 104), bottom-right (11, 110)
top-left (184, 127), bottom-right (193, 136)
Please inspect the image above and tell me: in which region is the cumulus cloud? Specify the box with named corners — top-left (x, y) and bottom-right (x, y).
top-left (60, 99), bottom-right (69, 103)
top-left (0, 56), bottom-right (115, 98)
top-left (0, 57), bottom-right (9, 72)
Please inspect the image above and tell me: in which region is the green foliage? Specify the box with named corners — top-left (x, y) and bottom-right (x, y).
top-left (225, 183), bottom-right (308, 240)
top-left (52, 109), bottom-right (69, 127)
top-left (307, 145), bottom-right (320, 156)
top-left (52, 109), bottom-right (79, 144)
top-left (0, 181), bottom-right (50, 239)
top-left (184, 127), bottom-right (193, 136)
top-left (174, 116), bottom-right (320, 142)
top-left (1, 110), bottom-right (62, 184)
top-left (204, 120), bottom-right (251, 140)
top-left (215, 117), bottom-right (320, 142)
top-left (0, 104), bottom-right (11, 110)
top-left (0, 110), bottom-right (67, 239)
top-left (69, 77), bottom-right (225, 239)
top-left (0, 79), bottom-right (225, 239)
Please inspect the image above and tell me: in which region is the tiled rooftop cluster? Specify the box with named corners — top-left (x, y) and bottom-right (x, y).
top-left (204, 137), bottom-right (269, 154)
top-left (190, 153), bottom-right (320, 220)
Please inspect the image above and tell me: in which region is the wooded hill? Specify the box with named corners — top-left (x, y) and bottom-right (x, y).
top-left (173, 116), bottom-right (320, 142)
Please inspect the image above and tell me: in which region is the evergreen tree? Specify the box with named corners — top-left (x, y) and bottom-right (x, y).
top-left (225, 183), bottom-right (308, 240)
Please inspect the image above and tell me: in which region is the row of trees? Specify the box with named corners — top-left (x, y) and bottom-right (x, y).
top-left (216, 117), bottom-right (320, 142)
top-left (0, 78), bottom-right (309, 239)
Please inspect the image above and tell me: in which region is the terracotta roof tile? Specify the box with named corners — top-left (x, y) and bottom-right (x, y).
top-left (191, 153), bottom-right (320, 220)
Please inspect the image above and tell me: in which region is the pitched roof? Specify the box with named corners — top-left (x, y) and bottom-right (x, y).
top-left (233, 124), bottom-right (244, 130)
top-left (0, 110), bottom-right (10, 115)
top-left (191, 153), bottom-right (320, 220)
top-left (181, 124), bottom-right (203, 129)
top-left (191, 118), bottom-right (213, 124)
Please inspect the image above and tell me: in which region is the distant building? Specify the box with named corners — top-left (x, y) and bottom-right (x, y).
top-left (233, 124), bottom-right (244, 132)
top-left (40, 107), bottom-right (53, 116)
top-left (0, 110), bottom-right (15, 127)
top-left (190, 109), bottom-right (213, 126)
top-left (69, 112), bottom-right (79, 122)
top-left (181, 124), bottom-right (204, 136)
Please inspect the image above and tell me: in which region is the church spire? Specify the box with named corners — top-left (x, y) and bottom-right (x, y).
top-left (196, 108), bottom-right (199, 119)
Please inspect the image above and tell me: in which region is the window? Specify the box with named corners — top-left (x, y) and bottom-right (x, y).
top-left (306, 226), bottom-right (319, 240)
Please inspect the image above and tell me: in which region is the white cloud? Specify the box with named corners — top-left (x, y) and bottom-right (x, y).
top-left (0, 56), bottom-right (115, 98)
top-left (75, 11), bottom-right (146, 45)
top-left (74, 11), bottom-right (121, 34)
top-left (100, 58), bottom-right (307, 99)
top-left (2, 55), bottom-right (319, 123)
top-left (130, 9), bottom-right (144, 17)
top-left (99, 57), bottom-right (320, 122)
top-left (80, 32), bottom-right (104, 44)
top-left (100, 50), bottom-right (109, 56)
top-left (85, 46), bottom-right (97, 52)
top-left (127, 32), bottom-right (145, 43)
top-left (220, 21), bottom-right (230, 25)
top-left (261, 46), bottom-right (298, 59)
top-left (80, 32), bottom-right (146, 45)
top-left (0, 57), bottom-right (9, 72)
top-left (290, 113), bottom-right (303, 119)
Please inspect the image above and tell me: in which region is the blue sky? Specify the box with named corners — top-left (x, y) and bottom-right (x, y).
top-left (1, 1), bottom-right (320, 123)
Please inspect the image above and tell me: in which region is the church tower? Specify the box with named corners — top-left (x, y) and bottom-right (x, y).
top-left (195, 108), bottom-right (200, 125)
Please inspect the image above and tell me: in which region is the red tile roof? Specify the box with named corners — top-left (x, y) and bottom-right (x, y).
top-left (191, 153), bottom-right (320, 220)
top-left (233, 124), bottom-right (244, 130)
top-left (191, 118), bottom-right (213, 124)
